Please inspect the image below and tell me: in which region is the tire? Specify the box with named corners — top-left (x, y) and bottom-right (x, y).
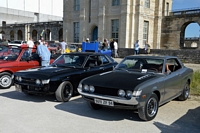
top-left (178, 81), bottom-right (190, 101)
top-left (55, 81), bottom-right (73, 102)
top-left (87, 102), bottom-right (102, 110)
top-left (0, 72), bottom-right (13, 89)
top-left (138, 93), bottom-right (158, 121)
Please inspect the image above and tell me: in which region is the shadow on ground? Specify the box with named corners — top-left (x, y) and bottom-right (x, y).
top-left (0, 90), bottom-right (57, 102)
top-left (55, 96), bottom-right (142, 122)
top-left (154, 106), bottom-right (200, 133)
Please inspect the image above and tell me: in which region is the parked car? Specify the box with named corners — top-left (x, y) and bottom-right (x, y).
top-left (8, 40), bottom-right (27, 46)
top-left (0, 45), bottom-right (54, 89)
top-left (48, 43), bottom-right (61, 54)
top-left (78, 55), bottom-right (193, 121)
top-left (13, 52), bottom-right (118, 102)
top-left (65, 44), bottom-right (78, 53)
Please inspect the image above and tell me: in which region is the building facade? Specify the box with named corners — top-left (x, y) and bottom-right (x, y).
top-left (63, 0), bottom-right (172, 48)
top-left (0, 5), bottom-right (62, 41)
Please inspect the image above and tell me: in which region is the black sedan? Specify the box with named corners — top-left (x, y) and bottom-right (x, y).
top-left (78, 55), bottom-right (193, 121)
top-left (13, 52), bottom-right (118, 102)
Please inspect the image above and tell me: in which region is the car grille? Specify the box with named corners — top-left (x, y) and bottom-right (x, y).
top-left (21, 78), bottom-right (36, 84)
top-left (93, 86), bottom-right (118, 96)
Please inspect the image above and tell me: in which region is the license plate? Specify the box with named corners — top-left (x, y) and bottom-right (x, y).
top-left (15, 84), bottom-right (22, 92)
top-left (94, 98), bottom-right (114, 106)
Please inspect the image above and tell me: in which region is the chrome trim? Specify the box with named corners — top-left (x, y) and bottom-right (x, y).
top-left (79, 90), bottom-right (139, 105)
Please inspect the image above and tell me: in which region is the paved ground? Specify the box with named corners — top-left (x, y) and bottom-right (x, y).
top-left (0, 87), bottom-right (200, 133)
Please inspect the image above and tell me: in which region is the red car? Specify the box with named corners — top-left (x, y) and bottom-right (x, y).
top-left (0, 45), bottom-right (54, 89)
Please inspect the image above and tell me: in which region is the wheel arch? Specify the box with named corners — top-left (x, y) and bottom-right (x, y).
top-left (0, 70), bottom-right (13, 75)
top-left (153, 90), bottom-right (161, 102)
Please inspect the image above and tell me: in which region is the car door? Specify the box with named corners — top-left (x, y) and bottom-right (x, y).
top-left (163, 59), bottom-right (182, 101)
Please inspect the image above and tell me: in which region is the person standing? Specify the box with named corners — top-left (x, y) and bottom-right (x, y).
top-left (37, 41), bottom-right (51, 67)
top-left (109, 39), bottom-right (114, 57)
top-left (102, 39), bottom-right (108, 50)
top-left (134, 40), bottom-right (140, 55)
top-left (27, 37), bottom-right (34, 56)
top-left (144, 41), bottom-right (150, 54)
top-left (113, 39), bottom-right (118, 58)
top-left (60, 39), bottom-right (67, 54)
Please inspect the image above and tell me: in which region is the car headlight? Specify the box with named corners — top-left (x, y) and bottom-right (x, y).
top-left (89, 85), bottom-right (95, 93)
top-left (18, 77), bottom-right (22, 82)
top-left (36, 79), bottom-right (41, 85)
top-left (77, 83), bottom-right (82, 92)
top-left (83, 84), bottom-right (89, 92)
top-left (126, 90), bottom-right (133, 98)
top-left (132, 90), bottom-right (142, 97)
top-left (118, 89), bottom-right (126, 97)
top-left (15, 76), bottom-right (19, 81)
top-left (42, 79), bottom-right (50, 84)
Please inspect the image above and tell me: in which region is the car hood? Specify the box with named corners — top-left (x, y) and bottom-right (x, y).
top-left (14, 66), bottom-right (80, 79)
top-left (82, 70), bottom-right (157, 90)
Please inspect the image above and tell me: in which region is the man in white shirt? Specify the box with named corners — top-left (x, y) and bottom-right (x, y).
top-left (27, 37), bottom-right (34, 56)
top-left (113, 39), bottom-right (118, 58)
top-left (60, 39), bottom-right (67, 54)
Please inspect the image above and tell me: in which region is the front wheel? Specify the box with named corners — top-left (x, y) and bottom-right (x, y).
top-left (138, 93), bottom-right (158, 121)
top-left (55, 81), bottom-right (73, 102)
top-left (178, 81), bottom-right (190, 101)
top-left (0, 72), bottom-right (13, 89)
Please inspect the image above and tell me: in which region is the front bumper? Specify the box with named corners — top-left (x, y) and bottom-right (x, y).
top-left (14, 82), bottom-right (57, 95)
top-left (79, 91), bottom-right (140, 109)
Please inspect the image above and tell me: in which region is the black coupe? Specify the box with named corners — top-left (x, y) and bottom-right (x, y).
top-left (13, 52), bottom-right (118, 102)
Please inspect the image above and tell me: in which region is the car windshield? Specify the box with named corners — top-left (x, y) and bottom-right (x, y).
top-left (0, 46), bottom-right (21, 61)
top-left (116, 57), bottom-right (164, 73)
top-left (52, 54), bottom-right (87, 68)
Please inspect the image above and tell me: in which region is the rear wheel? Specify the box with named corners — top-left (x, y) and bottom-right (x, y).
top-left (55, 81), bottom-right (73, 102)
top-left (87, 102), bottom-right (102, 110)
top-left (138, 93), bottom-right (158, 121)
top-left (178, 81), bottom-right (190, 101)
top-left (0, 72), bottom-right (13, 89)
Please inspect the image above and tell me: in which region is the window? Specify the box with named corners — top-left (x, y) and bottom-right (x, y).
top-left (74, 22), bottom-right (79, 43)
top-left (74, 0), bottom-right (80, 11)
top-left (144, 0), bottom-right (150, 8)
top-left (166, 59), bottom-right (182, 72)
top-left (112, 0), bottom-right (120, 6)
top-left (143, 21), bottom-right (149, 46)
top-left (111, 19), bottom-right (119, 42)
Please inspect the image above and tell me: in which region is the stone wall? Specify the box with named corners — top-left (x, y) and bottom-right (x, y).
top-left (118, 48), bottom-right (200, 64)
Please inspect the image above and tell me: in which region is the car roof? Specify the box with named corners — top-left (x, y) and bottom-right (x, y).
top-left (125, 55), bottom-right (178, 60)
top-left (64, 52), bottom-right (105, 56)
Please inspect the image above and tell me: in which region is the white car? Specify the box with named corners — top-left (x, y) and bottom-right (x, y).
top-left (8, 40), bottom-right (27, 46)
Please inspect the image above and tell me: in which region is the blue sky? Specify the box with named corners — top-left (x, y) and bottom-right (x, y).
top-left (172, 0), bottom-right (200, 37)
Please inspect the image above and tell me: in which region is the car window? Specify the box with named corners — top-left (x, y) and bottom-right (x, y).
top-left (166, 58), bottom-right (182, 72)
top-left (85, 56), bottom-right (100, 67)
top-left (116, 57), bottom-right (164, 73)
top-left (53, 54), bottom-right (86, 68)
top-left (100, 55), bottom-right (109, 65)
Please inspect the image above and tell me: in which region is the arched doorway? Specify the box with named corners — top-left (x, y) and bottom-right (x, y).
top-left (92, 26), bottom-right (98, 41)
top-left (17, 30), bottom-right (23, 40)
top-left (32, 30), bottom-right (38, 41)
top-left (59, 28), bottom-right (63, 42)
top-left (180, 21), bottom-right (200, 48)
top-left (45, 29), bottom-right (51, 41)
top-left (10, 30), bottom-right (14, 41)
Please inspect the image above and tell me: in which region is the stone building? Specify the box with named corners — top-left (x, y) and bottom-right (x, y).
top-left (63, 0), bottom-right (172, 49)
top-left (0, 6), bottom-right (62, 41)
